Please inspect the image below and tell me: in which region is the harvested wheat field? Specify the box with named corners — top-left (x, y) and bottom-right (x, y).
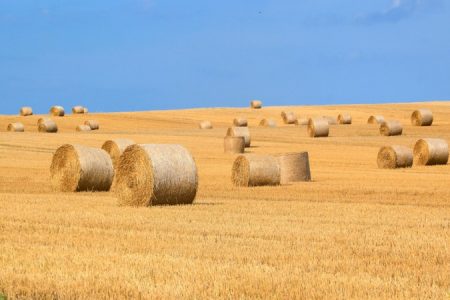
top-left (0, 101), bottom-right (449, 299)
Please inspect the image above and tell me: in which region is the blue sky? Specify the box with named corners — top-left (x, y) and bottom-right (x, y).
top-left (0, 0), bottom-right (449, 114)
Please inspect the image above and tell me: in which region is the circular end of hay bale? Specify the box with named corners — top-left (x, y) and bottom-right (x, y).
top-left (50, 144), bottom-right (82, 192)
top-left (411, 109), bottom-right (433, 126)
top-left (231, 155), bottom-right (250, 186)
top-left (84, 120), bottom-right (99, 130)
top-left (250, 100), bottom-right (262, 109)
top-left (224, 136), bottom-right (245, 154)
top-left (377, 146), bottom-right (412, 169)
top-left (101, 139), bottom-right (135, 169)
top-left (76, 125), bottom-right (91, 132)
top-left (413, 138), bottom-right (449, 166)
top-left (19, 107), bottom-right (33, 116)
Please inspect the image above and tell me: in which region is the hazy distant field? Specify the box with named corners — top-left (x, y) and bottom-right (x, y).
top-left (0, 102), bottom-right (449, 299)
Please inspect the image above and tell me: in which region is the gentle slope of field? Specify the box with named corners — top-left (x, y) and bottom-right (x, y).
top-left (0, 101), bottom-right (449, 299)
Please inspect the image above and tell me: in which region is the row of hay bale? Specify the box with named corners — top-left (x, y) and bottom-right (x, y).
top-left (19, 105), bottom-right (89, 117)
top-left (377, 138), bottom-right (448, 169)
top-left (6, 118), bottom-right (99, 133)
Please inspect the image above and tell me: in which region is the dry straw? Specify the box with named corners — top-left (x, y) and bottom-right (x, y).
top-left (76, 125), bottom-right (92, 132)
top-left (377, 146), bottom-right (413, 169)
top-left (199, 120), bottom-right (213, 129)
top-left (281, 111), bottom-right (298, 124)
top-left (19, 107), bottom-right (33, 116)
top-left (115, 144), bottom-right (198, 206)
top-left (38, 120), bottom-right (58, 133)
top-left (233, 118), bottom-right (248, 127)
top-left (37, 117), bottom-right (52, 125)
top-left (411, 109), bottom-right (433, 126)
top-left (49, 106), bottom-right (65, 116)
top-left (7, 122), bottom-right (25, 132)
top-left (224, 136), bottom-right (245, 154)
top-left (84, 120), bottom-right (99, 130)
top-left (322, 116), bottom-right (337, 125)
top-left (259, 119), bottom-right (276, 128)
top-left (413, 138), bottom-right (448, 166)
top-left (307, 118), bottom-right (329, 137)
top-left (338, 114), bottom-right (352, 124)
top-left (226, 127), bottom-right (251, 147)
top-left (232, 154), bottom-right (280, 187)
top-left (102, 139), bottom-right (135, 168)
top-left (277, 152), bottom-right (311, 184)
top-left (250, 100), bottom-right (262, 109)
top-left (380, 120), bottom-right (402, 136)
top-left (368, 115), bottom-right (385, 124)
top-left (297, 118), bottom-right (309, 125)
top-left (50, 144), bottom-right (114, 192)
top-left (72, 106), bottom-right (87, 114)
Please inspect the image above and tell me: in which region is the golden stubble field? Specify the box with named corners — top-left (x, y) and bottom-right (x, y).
top-left (0, 101), bottom-right (449, 299)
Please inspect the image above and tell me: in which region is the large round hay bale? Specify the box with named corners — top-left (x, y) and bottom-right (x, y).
top-left (84, 120), bottom-right (99, 130)
top-left (72, 106), bottom-right (86, 114)
top-left (19, 107), bottom-right (33, 116)
top-left (281, 111), bottom-right (298, 124)
top-left (377, 146), bottom-right (413, 169)
top-left (102, 139), bottom-right (135, 168)
top-left (411, 109), bottom-right (433, 126)
top-left (368, 115), bottom-right (385, 124)
top-left (250, 100), bottom-right (262, 109)
top-left (380, 120), bottom-right (402, 136)
top-left (413, 138), bottom-right (448, 166)
top-left (49, 106), bottom-right (65, 116)
top-left (199, 120), bottom-right (213, 129)
top-left (259, 119), bottom-right (276, 128)
top-left (224, 136), bottom-right (245, 154)
top-left (232, 154), bottom-right (280, 187)
top-left (322, 116), bottom-right (337, 125)
top-left (307, 118), bottom-right (329, 137)
top-left (7, 122), bottom-right (25, 132)
top-left (38, 120), bottom-right (58, 133)
top-left (115, 144), bottom-right (198, 206)
top-left (277, 152), bottom-right (311, 184)
top-left (337, 114), bottom-right (352, 124)
top-left (233, 118), bottom-right (248, 127)
top-left (76, 125), bottom-right (91, 132)
top-left (50, 144), bottom-right (114, 192)
top-left (226, 127), bottom-right (251, 147)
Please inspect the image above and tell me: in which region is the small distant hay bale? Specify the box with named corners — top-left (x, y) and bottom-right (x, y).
top-left (7, 122), bottom-right (25, 132)
top-left (322, 116), bottom-right (337, 125)
top-left (76, 125), bottom-right (91, 132)
top-left (232, 154), bottom-right (280, 187)
top-left (37, 117), bottom-right (52, 125)
top-left (224, 136), bottom-right (245, 154)
top-left (38, 120), bottom-right (58, 133)
top-left (115, 144), bottom-right (198, 206)
top-left (233, 118), bottom-right (248, 127)
top-left (307, 118), bottom-right (329, 137)
top-left (377, 146), bottom-right (413, 169)
top-left (84, 120), bottom-right (99, 130)
top-left (281, 111), bottom-right (298, 124)
top-left (50, 144), bottom-right (114, 192)
top-left (368, 115), bottom-right (385, 124)
top-left (259, 119), bottom-right (276, 128)
top-left (226, 127), bottom-right (251, 147)
top-left (19, 107), bottom-right (33, 116)
top-left (49, 106), bottom-right (65, 116)
top-left (250, 100), bottom-right (262, 109)
top-left (277, 152), bottom-right (311, 184)
top-left (411, 109), bottom-right (433, 126)
top-left (413, 138), bottom-right (448, 166)
top-left (337, 114), bottom-right (352, 124)
top-left (199, 120), bottom-right (213, 129)
top-left (72, 106), bottom-right (87, 114)
top-left (380, 120), bottom-right (402, 136)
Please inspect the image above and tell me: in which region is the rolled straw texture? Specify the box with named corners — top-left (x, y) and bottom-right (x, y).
top-left (368, 115), bottom-right (385, 124)
top-left (37, 117), bottom-right (52, 125)
top-left (226, 127), bottom-right (251, 147)
top-left (102, 139), bottom-right (135, 168)
top-left (233, 118), bottom-right (248, 127)
top-left (232, 154), bottom-right (280, 187)
top-left (38, 120), bottom-right (58, 133)
top-left (281, 111), bottom-right (298, 124)
top-left (380, 120), bottom-right (402, 136)
top-left (19, 107), bottom-right (33, 116)
top-left (411, 109), bottom-right (433, 126)
top-left (259, 119), bottom-right (276, 128)
top-left (76, 125), bottom-right (91, 132)
top-left (338, 114), bottom-right (352, 124)
top-left (199, 120), bottom-right (213, 129)
top-left (224, 136), bottom-right (245, 154)
top-left (413, 138), bottom-right (448, 166)
top-left (7, 122), bottom-right (25, 132)
top-left (250, 100), bottom-right (262, 109)
top-left (277, 152), bottom-right (311, 184)
top-left (377, 146), bottom-right (413, 169)
top-left (49, 106), bottom-right (65, 116)
top-left (72, 106), bottom-right (86, 114)
top-left (307, 118), bottom-right (329, 137)
top-left (84, 120), bottom-right (99, 130)
top-left (322, 116), bottom-right (337, 125)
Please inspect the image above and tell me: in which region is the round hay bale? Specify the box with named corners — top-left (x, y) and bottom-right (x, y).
top-left (380, 120), bottom-right (402, 136)
top-left (76, 125), bottom-right (91, 132)
top-left (368, 115), bottom-right (385, 125)
top-left (411, 109), bottom-right (433, 126)
top-left (84, 120), bottom-right (99, 130)
top-left (49, 106), bottom-right (65, 117)
top-left (102, 139), bottom-right (135, 169)
top-left (322, 116), bottom-right (337, 125)
top-left (37, 117), bottom-right (52, 125)
top-left (199, 120), bottom-right (213, 129)
top-left (377, 146), bottom-right (413, 169)
top-left (38, 120), bottom-right (58, 133)
top-left (7, 122), bottom-right (25, 132)
top-left (50, 144), bottom-right (114, 192)
top-left (297, 118), bottom-right (309, 125)
top-left (115, 144), bottom-right (198, 206)
top-left (224, 136), bottom-right (245, 154)
top-left (226, 127), bottom-right (251, 147)
top-left (233, 118), bottom-right (248, 127)
top-left (277, 152), bottom-right (311, 184)
top-left (72, 106), bottom-right (86, 114)
top-left (250, 100), bottom-right (262, 109)
top-left (83, 107), bottom-right (88, 113)
top-left (337, 114), bottom-right (352, 124)
top-left (281, 111), bottom-right (298, 124)
top-left (307, 118), bottom-right (329, 137)
top-left (232, 154), bottom-right (280, 187)
top-left (413, 138), bottom-right (448, 166)
top-left (19, 107), bottom-right (33, 116)
top-left (259, 119), bottom-right (276, 128)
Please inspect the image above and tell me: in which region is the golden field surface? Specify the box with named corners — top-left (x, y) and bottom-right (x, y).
top-left (0, 101), bottom-right (449, 299)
